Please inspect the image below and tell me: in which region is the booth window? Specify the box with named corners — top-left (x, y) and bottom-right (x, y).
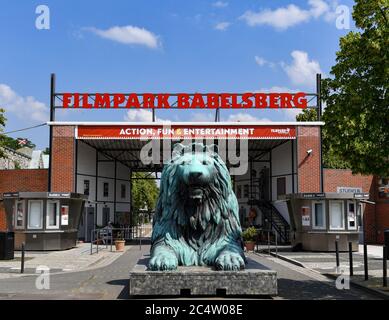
top-left (277, 177), bottom-right (286, 197)
top-left (14, 200), bottom-right (25, 229)
top-left (347, 200), bottom-right (357, 230)
top-left (121, 184), bottom-right (126, 199)
top-left (27, 200), bottom-right (43, 229)
top-left (84, 180), bottom-right (90, 196)
top-left (329, 200), bottom-right (345, 230)
top-left (312, 201), bottom-right (326, 229)
top-left (46, 200), bottom-right (60, 229)
top-left (103, 182), bottom-right (109, 197)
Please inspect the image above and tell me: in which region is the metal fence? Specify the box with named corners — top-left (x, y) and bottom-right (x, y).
top-left (253, 229), bottom-right (279, 257)
top-left (90, 225), bottom-right (152, 255)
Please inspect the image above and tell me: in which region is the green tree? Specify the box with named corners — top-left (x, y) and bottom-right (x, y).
top-left (322, 0), bottom-right (389, 176)
top-left (131, 172), bottom-right (159, 224)
top-left (1, 136), bottom-right (36, 150)
top-left (296, 108), bottom-right (318, 122)
top-left (296, 109), bottom-right (350, 169)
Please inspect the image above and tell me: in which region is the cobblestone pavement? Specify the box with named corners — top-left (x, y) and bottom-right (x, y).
top-left (0, 243), bottom-right (132, 278)
top-left (248, 253), bottom-right (381, 300)
top-left (275, 250), bottom-right (384, 277)
top-left (0, 244), bottom-right (147, 299)
top-left (0, 245), bottom-right (381, 300)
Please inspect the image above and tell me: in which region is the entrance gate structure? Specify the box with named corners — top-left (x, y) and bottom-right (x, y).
top-left (47, 74), bottom-right (324, 244)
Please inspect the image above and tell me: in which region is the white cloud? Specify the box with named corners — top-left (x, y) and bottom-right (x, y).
top-left (212, 1), bottom-right (228, 8)
top-left (254, 56), bottom-right (266, 66)
top-left (309, 0), bottom-right (329, 18)
top-left (254, 86), bottom-right (304, 120)
top-left (0, 84), bottom-right (48, 122)
top-left (254, 55), bottom-right (275, 68)
top-left (225, 113), bottom-right (271, 122)
top-left (190, 112), bottom-right (215, 122)
top-left (214, 22), bottom-right (231, 31)
top-left (282, 50), bottom-right (322, 87)
top-left (240, 0), bottom-right (337, 30)
top-left (88, 25), bottom-right (160, 49)
top-left (124, 109), bottom-right (167, 122)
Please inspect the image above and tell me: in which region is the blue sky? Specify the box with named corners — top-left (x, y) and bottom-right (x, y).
top-left (0, 0), bottom-right (355, 149)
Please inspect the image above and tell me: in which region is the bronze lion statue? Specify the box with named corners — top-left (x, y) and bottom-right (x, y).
top-left (149, 142), bottom-right (246, 271)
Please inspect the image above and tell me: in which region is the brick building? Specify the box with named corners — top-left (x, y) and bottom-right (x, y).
top-left (0, 169), bottom-right (48, 230)
top-left (1, 120), bottom-right (388, 245)
top-left (0, 123), bottom-right (387, 245)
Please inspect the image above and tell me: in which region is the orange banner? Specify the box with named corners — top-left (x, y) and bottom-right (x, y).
top-left (76, 125), bottom-right (296, 140)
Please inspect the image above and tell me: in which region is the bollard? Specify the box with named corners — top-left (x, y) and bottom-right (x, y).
top-left (383, 245), bottom-right (387, 287)
top-left (139, 226), bottom-right (142, 251)
top-left (348, 242), bottom-right (353, 277)
top-left (335, 240), bottom-right (340, 271)
top-left (21, 242), bottom-right (25, 274)
top-left (364, 243), bottom-right (368, 281)
top-left (267, 231), bottom-right (270, 255)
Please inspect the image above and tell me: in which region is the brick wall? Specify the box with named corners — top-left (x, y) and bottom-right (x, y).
top-left (323, 169), bottom-right (373, 193)
top-left (323, 169), bottom-right (377, 243)
top-left (297, 126), bottom-right (321, 192)
top-left (51, 126), bottom-right (75, 192)
top-left (0, 169), bottom-right (48, 231)
top-left (372, 177), bottom-right (389, 244)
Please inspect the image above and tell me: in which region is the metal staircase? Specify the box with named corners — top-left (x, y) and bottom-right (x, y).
top-left (248, 199), bottom-right (290, 244)
top-left (247, 175), bottom-right (290, 244)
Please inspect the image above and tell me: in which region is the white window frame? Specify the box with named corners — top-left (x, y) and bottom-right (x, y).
top-left (347, 200), bottom-right (357, 230)
top-left (329, 200), bottom-right (345, 230)
top-left (312, 200), bottom-right (326, 230)
top-left (14, 200), bottom-right (25, 229)
top-left (27, 200), bottom-right (44, 230)
top-left (46, 200), bottom-right (60, 229)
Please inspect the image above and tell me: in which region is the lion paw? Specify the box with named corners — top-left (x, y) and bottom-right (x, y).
top-left (148, 251), bottom-right (178, 271)
top-left (215, 251), bottom-right (245, 271)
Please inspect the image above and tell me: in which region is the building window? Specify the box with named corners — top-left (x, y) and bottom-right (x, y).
top-left (103, 182), bottom-right (109, 197)
top-left (121, 184), bottom-right (126, 199)
top-left (277, 177), bottom-right (286, 197)
top-left (14, 200), bottom-right (25, 229)
top-left (83, 180), bottom-right (90, 196)
top-left (46, 200), bottom-right (60, 229)
top-left (243, 185), bottom-right (249, 198)
top-left (237, 185), bottom-right (242, 199)
top-left (312, 201), bottom-right (326, 229)
top-left (347, 200), bottom-right (357, 230)
top-left (329, 200), bottom-right (345, 230)
top-left (27, 200), bottom-right (43, 229)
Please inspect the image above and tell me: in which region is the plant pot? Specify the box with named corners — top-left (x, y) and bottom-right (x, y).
top-left (245, 241), bottom-right (255, 252)
top-left (115, 240), bottom-right (125, 252)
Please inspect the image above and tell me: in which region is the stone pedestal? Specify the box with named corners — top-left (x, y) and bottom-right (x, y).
top-left (129, 256), bottom-right (277, 296)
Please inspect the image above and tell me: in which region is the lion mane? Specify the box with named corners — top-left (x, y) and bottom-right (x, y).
top-left (149, 142), bottom-right (246, 271)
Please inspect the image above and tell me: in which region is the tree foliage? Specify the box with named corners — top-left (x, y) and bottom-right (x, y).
top-left (296, 109), bottom-right (350, 169)
top-left (131, 172), bottom-right (159, 221)
top-left (322, 0), bottom-right (389, 176)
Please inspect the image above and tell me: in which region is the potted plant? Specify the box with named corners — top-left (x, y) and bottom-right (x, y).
top-left (242, 227), bottom-right (257, 252)
top-left (114, 231), bottom-right (125, 252)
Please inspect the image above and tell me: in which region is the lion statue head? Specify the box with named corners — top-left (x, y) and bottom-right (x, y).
top-left (149, 142), bottom-right (246, 271)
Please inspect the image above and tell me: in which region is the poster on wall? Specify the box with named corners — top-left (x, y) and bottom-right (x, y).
top-left (61, 205), bottom-right (69, 226)
top-left (301, 206), bottom-right (311, 226)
